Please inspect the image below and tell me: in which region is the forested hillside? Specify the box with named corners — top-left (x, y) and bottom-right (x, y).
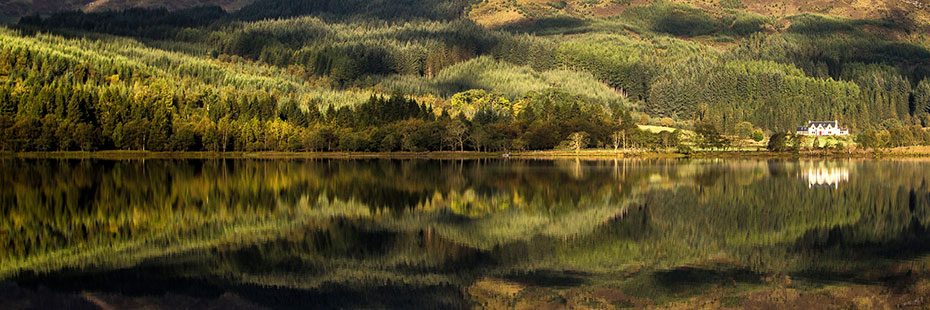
top-left (470, 0), bottom-right (930, 27)
top-left (2, 0), bottom-right (930, 152)
top-left (0, 0), bottom-right (254, 20)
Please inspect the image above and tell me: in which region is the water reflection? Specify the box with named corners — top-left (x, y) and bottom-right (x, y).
top-left (800, 160), bottom-right (851, 189)
top-left (1, 158), bottom-right (930, 308)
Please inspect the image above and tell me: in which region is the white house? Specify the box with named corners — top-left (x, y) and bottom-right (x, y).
top-left (796, 120), bottom-right (849, 136)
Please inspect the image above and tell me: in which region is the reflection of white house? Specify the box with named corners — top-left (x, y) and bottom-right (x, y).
top-left (802, 163), bottom-right (850, 189)
top-left (796, 120), bottom-right (849, 136)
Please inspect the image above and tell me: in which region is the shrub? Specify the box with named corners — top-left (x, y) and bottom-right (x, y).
top-left (719, 0), bottom-right (745, 9)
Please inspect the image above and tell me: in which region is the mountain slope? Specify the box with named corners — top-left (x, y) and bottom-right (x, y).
top-left (0, 0), bottom-right (88, 21)
top-left (5, 0), bottom-right (927, 26)
top-left (3, 0), bottom-right (930, 153)
top-left (0, 0), bottom-right (255, 20)
top-left (469, 0), bottom-right (930, 27)
top-left (233, 0), bottom-right (470, 21)
top-left (83, 0), bottom-right (256, 12)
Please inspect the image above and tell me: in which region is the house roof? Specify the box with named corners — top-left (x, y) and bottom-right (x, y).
top-left (807, 121), bottom-right (837, 127)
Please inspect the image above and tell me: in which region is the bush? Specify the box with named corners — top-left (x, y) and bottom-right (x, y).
top-left (722, 12), bottom-right (771, 36)
top-left (767, 132), bottom-right (788, 152)
top-left (719, 0), bottom-right (745, 9)
top-left (650, 5), bottom-right (720, 36)
top-left (548, 1), bottom-right (567, 9)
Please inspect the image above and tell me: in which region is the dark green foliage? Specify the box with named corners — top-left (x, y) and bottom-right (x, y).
top-left (696, 123), bottom-right (729, 150)
top-left (19, 7), bottom-right (227, 40)
top-left (548, 1), bottom-right (568, 9)
top-left (721, 12), bottom-right (772, 36)
top-left (787, 14), bottom-right (858, 34)
top-left (733, 19), bottom-right (930, 82)
top-left (278, 99), bottom-right (312, 127)
top-left (614, 1), bottom-right (768, 37)
top-left (841, 64), bottom-right (912, 123)
top-left (0, 38), bottom-right (629, 154)
top-left (719, 0), bottom-right (745, 9)
top-left (767, 132), bottom-right (789, 152)
top-left (648, 59), bottom-right (861, 133)
top-left (212, 18), bottom-right (547, 85)
top-left (856, 130), bottom-right (886, 149)
top-left (287, 90), bottom-right (627, 152)
top-left (556, 36), bottom-right (663, 102)
top-left (5, 0), bottom-right (930, 152)
top-left (516, 90), bottom-right (619, 150)
top-left (15, 5), bottom-right (522, 85)
top-left (652, 8), bottom-right (718, 37)
top-left (625, 2), bottom-right (720, 37)
top-left (500, 17), bottom-right (592, 36)
top-left (292, 44), bottom-right (396, 84)
top-left (913, 79), bottom-right (930, 126)
top-left (336, 94), bottom-right (434, 129)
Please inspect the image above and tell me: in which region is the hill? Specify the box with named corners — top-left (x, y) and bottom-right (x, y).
top-left (6, 0), bottom-right (928, 22)
top-left (5, 0), bottom-right (927, 30)
top-left (469, 0), bottom-right (930, 27)
top-left (2, 0), bottom-right (930, 153)
top-left (0, 0), bottom-right (255, 20)
top-left (83, 0), bottom-right (256, 12)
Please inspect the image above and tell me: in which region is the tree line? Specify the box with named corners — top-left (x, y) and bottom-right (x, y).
top-left (8, 2), bottom-right (930, 148)
top-left (0, 27), bottom-right (661, 152)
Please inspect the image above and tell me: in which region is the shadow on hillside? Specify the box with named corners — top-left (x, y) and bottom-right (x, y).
top-left (786, 14), bottom-right (891, 35)
top-left (499, 16), bottom-right (592, 36)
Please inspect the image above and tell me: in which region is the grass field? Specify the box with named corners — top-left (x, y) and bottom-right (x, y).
top-left (637, 125), bottom-right (678, 133)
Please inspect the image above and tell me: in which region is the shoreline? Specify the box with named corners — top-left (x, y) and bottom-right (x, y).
top-left (4, 147), bottom-right (930, 160)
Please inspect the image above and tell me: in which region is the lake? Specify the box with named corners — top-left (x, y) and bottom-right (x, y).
top-left (2, 158), bottom-right (930, 308)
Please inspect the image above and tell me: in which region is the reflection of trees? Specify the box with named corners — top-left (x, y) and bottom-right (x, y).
top-left (4, 158), bottom-right (930, 292)
top-left (0, 158), bottom-right (654, 279)
top-left (510, 160), bottom-right (930, 279)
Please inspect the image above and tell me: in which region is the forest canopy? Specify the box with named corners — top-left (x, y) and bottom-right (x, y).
top-left (2, 0), bottom-right (930, 152)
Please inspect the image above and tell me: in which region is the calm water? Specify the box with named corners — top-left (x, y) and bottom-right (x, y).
top-left (2, 158), bottom-right (930, 308)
